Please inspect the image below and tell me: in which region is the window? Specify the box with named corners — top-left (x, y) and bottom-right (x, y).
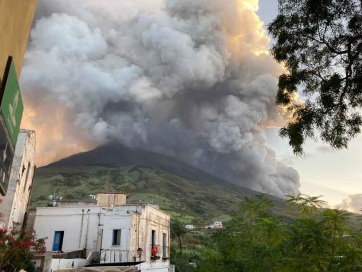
top-left (163, 233), bottom-right (167, 257)
top-left (112, 229), bottom-right (121, 245)
top-left (52, 231), bottom-right (64, 251)
top-left (151, 230), bottom-right (156, 247)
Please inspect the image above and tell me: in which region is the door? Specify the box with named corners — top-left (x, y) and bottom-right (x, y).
top-left (52, 231), bottom-right (64, 251)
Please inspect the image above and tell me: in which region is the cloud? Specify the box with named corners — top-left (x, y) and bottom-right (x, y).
top-left (316, 145), bottom-right (335, 153)
top-left (336, 194), bottom-right (362, 214)
top-left (20, 0), bottom-right (300, 198)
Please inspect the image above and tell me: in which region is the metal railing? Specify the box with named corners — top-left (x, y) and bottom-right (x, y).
top-left (100, 249), bottom-right (129, 263)
top-left (162, 246), bottom-right (170, 259)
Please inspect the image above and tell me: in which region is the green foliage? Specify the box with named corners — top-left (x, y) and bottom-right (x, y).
top-left (269, 0), bottom-right (362, 153)
top-left (0, 199), bottom-right (46, 272)
top-left (286, 194), bottom-right (326, 218)
top-left (198, 194), bottom-right (362, 271)
top-left (171, 249), bottom-right (199, 272)
top-left (171, 219), bottom-right (188, 253)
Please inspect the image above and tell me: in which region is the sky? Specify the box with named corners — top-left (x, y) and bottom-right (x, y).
top-left (257, 0), bottom-right (362, 210)
top-left (19, 0), bottom-right (362, 212)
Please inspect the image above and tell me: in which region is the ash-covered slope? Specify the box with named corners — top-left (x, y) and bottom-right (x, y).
top-left (47, 142), bottom-right (242, 187)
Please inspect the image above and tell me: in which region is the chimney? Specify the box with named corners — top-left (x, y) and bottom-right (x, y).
top-left (96, 192), bottom-right (127, 207)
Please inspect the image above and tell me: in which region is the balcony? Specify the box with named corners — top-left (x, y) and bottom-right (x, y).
top-left (100, 249), bottom-right (129, 263)
top-left (150, 245), bottom-right (170, 260)
top-left (150, 244), bottom-right (160, 261)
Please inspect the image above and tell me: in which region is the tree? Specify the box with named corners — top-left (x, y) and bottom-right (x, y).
top-left (170, 219), bottom-right (187, 254)
top-left (285, 194), bottom-right (326, 218)
top-left (199, 195), bottom-right (288, 272)
top-left (268, 0), bottom-right (362, 154)
top-left (0, 199), bottom-right (46, 272)
top-left (285, 194), bottom-right (362, 271)
top-left (198, 195), bottom-right (362, 271)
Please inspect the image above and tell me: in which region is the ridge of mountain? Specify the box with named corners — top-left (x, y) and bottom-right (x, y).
top-left (47, 143), bottom-right (238, 187)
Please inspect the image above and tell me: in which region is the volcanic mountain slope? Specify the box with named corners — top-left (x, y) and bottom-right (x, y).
top-left (30, 143), bottom-right (287, 225)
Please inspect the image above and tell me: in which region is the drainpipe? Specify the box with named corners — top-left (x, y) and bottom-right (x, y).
top-left (136, 213), bottom-right (138, 260)
top-left (84, 209), bottom-right (90, 251)
top-left (79, 209), bottom-right (85, 248)
top-left (99, 229), bottom-right (104, 263)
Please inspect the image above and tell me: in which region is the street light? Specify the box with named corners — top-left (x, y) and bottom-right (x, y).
top-left (137, 247), bottom-right (143, 257)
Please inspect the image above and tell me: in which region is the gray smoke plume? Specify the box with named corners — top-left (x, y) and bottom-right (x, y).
top-left (21, 0), bottom-right (300, 198)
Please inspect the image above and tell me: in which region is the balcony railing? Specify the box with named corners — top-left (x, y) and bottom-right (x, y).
top-left (150, 244), bottom-right (160, 260)
top-left (100, 249), bottom-right (129, 263)
top-left (162, 246), bottom-right (170, 259)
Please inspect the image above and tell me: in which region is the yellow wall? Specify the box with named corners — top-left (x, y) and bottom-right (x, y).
top-left (0, 0), bottom-right (37, 78)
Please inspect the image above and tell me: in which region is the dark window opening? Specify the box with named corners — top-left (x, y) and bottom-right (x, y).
top-left (163, 233), bottom-right (167, 257)
top-left (112, 229), bottom-right (121, 245)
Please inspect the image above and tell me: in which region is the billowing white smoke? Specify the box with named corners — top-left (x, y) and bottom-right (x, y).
top-left (337, 195), bottom-right (362, 214)
top-left (21, 0), bottom-right (300, 198)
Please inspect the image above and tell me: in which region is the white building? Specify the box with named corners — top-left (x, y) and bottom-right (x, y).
top-left (205, 221), bottom-right (223, 229)
top-left (0, 130), bottom-right (36, 229)
top-left (32, 193), bottom-right (171, 272)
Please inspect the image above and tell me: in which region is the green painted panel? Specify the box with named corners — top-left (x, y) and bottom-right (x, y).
top-left (1, 59), bottom-right (24, 146)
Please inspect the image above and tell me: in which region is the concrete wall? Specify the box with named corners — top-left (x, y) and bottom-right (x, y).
top-left (51, 259), bottom-right (88, 271)
top-left (0, 0), bottom-right (37, 78)
top-left (34, 205), bottom-right (135, 259)
top-left (0, 129), bottom-right (36, 229)
top-left (99, 206), bottom-right (132, 263)
top-left (34, 206), bottom-right (102, 253)
top-left (33, 203), bottom-right (171, 272)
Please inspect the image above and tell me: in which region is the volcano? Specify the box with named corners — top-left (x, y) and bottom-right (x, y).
top-left (31, 142), bottom-right (287, 224)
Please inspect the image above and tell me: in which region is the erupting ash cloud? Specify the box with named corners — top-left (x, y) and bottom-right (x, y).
top-left (21, 0), bottom-right (300, 197)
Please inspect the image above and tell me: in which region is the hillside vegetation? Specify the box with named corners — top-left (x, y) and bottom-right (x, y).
top-left (30, 143), bottom-right (287, 225)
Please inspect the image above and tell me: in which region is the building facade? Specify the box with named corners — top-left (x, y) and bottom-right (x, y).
top-left (32, 193), bottom-right (171, 272)
top-left (0, 0), bottom-right (37, 196)
top-left (0, 129), bottom-right (36, 229)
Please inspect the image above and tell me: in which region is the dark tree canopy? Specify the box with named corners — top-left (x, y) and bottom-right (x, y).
top-left (269, 0), bottom-right (362, 153)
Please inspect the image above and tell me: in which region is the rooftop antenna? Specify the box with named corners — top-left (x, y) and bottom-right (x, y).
top-left (48, 190), bottom-right (62, 207)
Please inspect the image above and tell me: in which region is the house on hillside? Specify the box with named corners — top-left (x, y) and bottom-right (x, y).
top-left (205, 221), bottom-right (223, 229)
top-left (30, 192), bottom-right (171, 272)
